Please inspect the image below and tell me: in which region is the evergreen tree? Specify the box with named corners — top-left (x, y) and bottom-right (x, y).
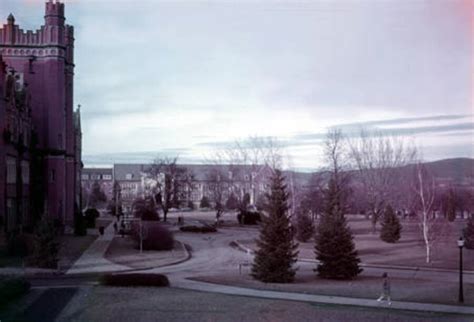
top-left (251, 170), bottom-right (299, 283)
top-left (88, 180), bottom-right (107, 208)
top-left (295, 207), bottom-right (314, 242)
top-left (314, 177), bottom-right (362, 280)
top-left (380, 205), bottom-right (402, 243)
top-left (444, 189), bottom-right (457, 222)
top-left (225, 193), bottom-right (239, 210)
top-left (200, 196), bottom-right (211, 208)
top-left (463, 215), bottom-right (474, 249)
top-left (108, 181), bottom-right (123, 217)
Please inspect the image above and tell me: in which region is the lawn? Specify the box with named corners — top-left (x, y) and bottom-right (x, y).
top-left (239, 217), bottom-right (473, 271)
top-left (191, 267), bottom-right (474, 306)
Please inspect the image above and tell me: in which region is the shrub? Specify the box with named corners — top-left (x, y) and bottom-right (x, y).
top-left (31, 216), bottom-right (60, 269)
top-left (133, 197), bottom-right (159, 221)
top-left (131, 222), bottom-right (174, 250)
top-left (74, 210), bottom-right (87, 236)
top-left (179, 225), bottom-right (217, 233)
top-left (200, 196), bottom-right (211, 209)
top-left (380, 205), bottom-right (402, 243)
top-left (100, 273), bottom-right (169, 287)
top-left (84, 208), bottom-right (100, 228)
top-left (0, 277), bottom-right (31, 307)
top-left (237, 210), bottom-right (262, 225)
top-left (187, 201), bottom-right (195, 210)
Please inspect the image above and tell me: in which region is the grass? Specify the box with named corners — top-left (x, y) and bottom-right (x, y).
top-left (191, 269), bottom-right (474, 306)
top-left (240, 218), bottom-right (474, 271)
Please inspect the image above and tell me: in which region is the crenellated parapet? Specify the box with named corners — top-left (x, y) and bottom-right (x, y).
top-left (0, 1), bottom-right (73, 63)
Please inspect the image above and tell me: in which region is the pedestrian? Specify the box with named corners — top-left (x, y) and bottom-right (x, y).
top-left (113, 221), bottom-right (118, 235)
top-left (377, 272), bottom-right (392, 305)
top-left (120, 220), bottom-right (125, 238)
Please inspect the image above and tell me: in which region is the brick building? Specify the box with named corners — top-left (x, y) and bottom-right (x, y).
top-left (0, 1), bottom-right (81, 231)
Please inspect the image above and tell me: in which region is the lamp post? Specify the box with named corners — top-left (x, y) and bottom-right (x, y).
top-left (458, 237), bottom-right (465, 303)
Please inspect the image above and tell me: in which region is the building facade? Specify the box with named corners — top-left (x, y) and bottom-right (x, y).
top-left (0, 57), bottom-right (33, 231)
top-left (0, 0), bottom-right (80, 231)
top-left (81, 163), bottom-right (276, 211)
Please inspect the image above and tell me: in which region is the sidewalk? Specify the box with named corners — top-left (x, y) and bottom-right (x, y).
top-left (173, 278), bottom-right (474, 316)
top-left (66, 222), bottom-right (129, 275)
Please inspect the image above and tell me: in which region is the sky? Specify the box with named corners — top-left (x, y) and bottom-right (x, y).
top-left (1, 0), bottom-right (473, 170)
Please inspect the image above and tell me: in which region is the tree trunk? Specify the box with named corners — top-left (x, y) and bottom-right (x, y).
top-left (422, 211), bottom-right (430, 263)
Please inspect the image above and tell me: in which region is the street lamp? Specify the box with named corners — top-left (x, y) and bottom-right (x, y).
top-left (458, 237), bottom-right (465, 303)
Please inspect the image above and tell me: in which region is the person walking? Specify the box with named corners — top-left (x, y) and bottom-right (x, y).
top-left (377, 272), bottom-right (392, 305)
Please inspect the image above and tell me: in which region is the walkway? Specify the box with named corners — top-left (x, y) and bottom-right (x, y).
top-left (66, 222), bottom-right (129, 275)
top-left (173, 278), bottom-right (474, 316)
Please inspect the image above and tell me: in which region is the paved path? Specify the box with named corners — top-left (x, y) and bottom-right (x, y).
top-left (16, 225), bottom-right (473, 319)
top-left (173, 278), bottom-right (474, 316)
top-left (66, 222), bottom-right (129, 275)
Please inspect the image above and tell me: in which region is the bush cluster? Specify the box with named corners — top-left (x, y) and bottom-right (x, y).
top-left (131, 222), bottom-right (174, 251)
top-left (100, 273), bottom-right (170, 287)
top-left (237, 211), bottom-right (262, 225)
top-left (179, 225), bottom-right (217, 233)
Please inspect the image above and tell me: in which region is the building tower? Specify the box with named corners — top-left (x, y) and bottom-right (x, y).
top-left (0, 0), bottom-right (78, 228)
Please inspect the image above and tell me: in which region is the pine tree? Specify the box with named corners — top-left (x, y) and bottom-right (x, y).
top-left (380, 204), bottom-right (402, 243)
top-left (314, 177), bottom-right (362, 280)
top-left (295, 207), bottom-right (314, 242)
top-left (251, 170), bottom-right (299, 283)
top-left (463, 215), bottom-right (474, 249)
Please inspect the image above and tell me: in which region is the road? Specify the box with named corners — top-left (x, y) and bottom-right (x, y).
top-left (9, 226), bottom-right (473, 322)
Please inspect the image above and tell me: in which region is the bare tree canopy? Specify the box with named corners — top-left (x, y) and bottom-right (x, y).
top-left (146, 156), bottom-right (192, 222)
top-left (348, 130), bottom-right (417, 232)
top-left (410, 161), bottom-right (450, 263)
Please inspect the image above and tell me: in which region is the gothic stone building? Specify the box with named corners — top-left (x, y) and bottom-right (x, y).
top-left (0, 1), bottom-right (81, 232)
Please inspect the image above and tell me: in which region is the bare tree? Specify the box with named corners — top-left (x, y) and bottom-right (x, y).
top-left (410, 162), bottom-right (449, 263)
top-left (207, 136), bottom-right (284, 207)
top-left (349, 130), bottom-right (417, 233)
top-left (146, 156), bottom-right (191, 222)
top-left (323, 129), bottom-right (352, 209)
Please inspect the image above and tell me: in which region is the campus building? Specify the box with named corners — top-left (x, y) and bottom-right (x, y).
top-left (0, 1), bottom-right (81, 232)
top-left (81, 163), bottom-right (284, 211)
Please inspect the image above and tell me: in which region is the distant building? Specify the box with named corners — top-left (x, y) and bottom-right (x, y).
top-left (81, 168), bottom-right (113, 208)
top-left (0, 1), bottom-right (80, 231)
top-left (81, 163), bottom-right (283, 211)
